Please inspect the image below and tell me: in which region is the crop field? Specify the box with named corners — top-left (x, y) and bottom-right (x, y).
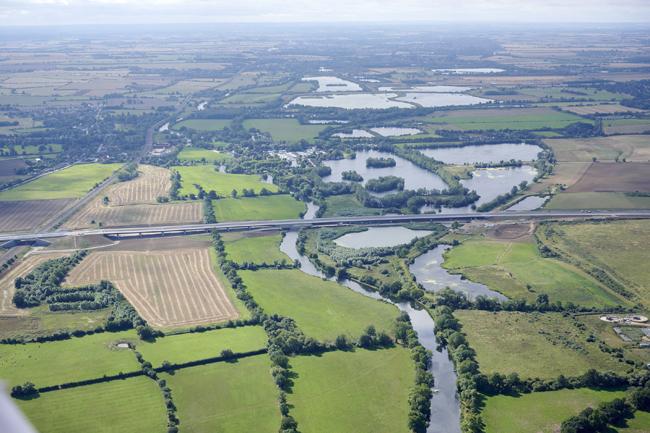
top-left (517, 86), bottom-right (627, 101)
top-left (567, 162), bottom-right (650, 193)
top-left (136, 326), bottom-right (268, 367)
top-left (177, 146), bottom-right (232, 163)
top-left (242, 118), bottom-right (327, 143)
top-left (0, 252), bottom-right (67, 315)
top-left (19, 377), bottom-right (167, 433)
top-left (213, 195), bottom-right (305, 221)
top-left (0, 158), bottom-right (28, 179)
top-left (455, 310), bottom-right (628, 379)
top-left (545, 192), bottom-right (650, 209)
top-left (174, 165), bottom-right (278, 196)
top-left (103, 165), bottom-right (171, 205)
top-left (442, 237), bottom-right (626, 307)
top-left (239, 269), bottom-right (399, 341)
top-left (561, 104), bottom-right (646, 116)
top-left (0, 199), bottom-right (71, 232)
top-left (482, 388), bottom-right (627, 433)
top-left (172, 118), bottom-right (231, 131)
top-left (163, 355), bottom-right (278, 433)
top-left (65, 248), bottom-right (240, 328)
top-left (0, 330), bottom-right (140, 388)
top-left (221, 92), bottom-right (280, 105)
top-left (64, 201), bottom-right (202, 229)
top-left (540, 220), bottom-right (650, 307)
top-left (528, 162), bottom-right (591, 193)
top-left (616, 411), bottom-right (650, 433)
top-left (222, 232), bottom-right (291, 264)
top-left (603, 118), bottom-right (650, 135)
top-left (0, 163), bottom-right (121, 201)
top-left (419, 107), bottom-right (588, 131)
top-left (546, 135), bottom-right (650, 162)
top-left (289, 348), bottom-right (412, 433)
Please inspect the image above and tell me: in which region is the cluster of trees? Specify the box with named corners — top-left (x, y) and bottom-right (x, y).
top-left (169, 171), bottom-right (181, 200)
top-left (10, 382), bottom-right (38, 399)
top-left (365, 176), bottom-right (405, 193)
top-left (561, 398), bottom-right (634, 433)
top-left (116, 162), bottom-right (139, 182)
top-left (341, 170), bottom-right (363, 182)
top-left (134, 352), bottom-right (179, 433)
top-left (366, 156), bottom-right (396, 168)
top-left (593, 79), bottom-right (650, 109)
top-left (203, 198), bottom-right (216, 223)
top-left (315, 165), bottom-right (332, 177)
top-left (0, 254), bottom-right (17, 275)
top-left (394, 313), bottom-right (434, 433)
top-left (230, 260), bottom-right (297, 271)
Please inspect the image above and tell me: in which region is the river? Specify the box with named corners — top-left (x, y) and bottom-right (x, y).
top-left (279, 218), bottom-right (461, 433)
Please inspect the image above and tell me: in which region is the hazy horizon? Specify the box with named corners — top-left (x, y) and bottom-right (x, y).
top-left (1, 0), bottom-right (649, 27)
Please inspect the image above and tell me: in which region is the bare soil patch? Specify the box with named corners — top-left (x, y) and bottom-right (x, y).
top-left (65, 248), bottom-right (238, 328)
top-left (64, 202), bottom-right (202, 229)
top-left (105, 165), bottom-right (171, 205)
top-left (568, 162), bottom-right (650, 193)
top-left (101, 235), bottom-right (212, 252)
top-left (529, 162), bottom-right (591, 193)
top-left (561, 104), bottom-right (646, 116)
top-left (545, 135), bottom-right (650, 162)
top-left (0, 199), bottom-right (72, 232)
top-left (0, 158), bottom-right (28, 177)
top-left (487, 223), bottom-right (534, 241)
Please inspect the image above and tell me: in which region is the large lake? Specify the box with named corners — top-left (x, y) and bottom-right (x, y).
top-left (432, 68), bottom-right (505, 74)
top-left (378, 85), bottom-right (473, 93)
top-left (323, 150), bottom-right (448, 191)
top-left (288, 93), bottom-right (414, 109)
top-left (461, 166), bottom-right (538, 206)
top-left (421, 143), bottom-right (543, 164)
top-left (333, 226), bottom-right (433, 248)
top-left (394, 92), bottom-right (492, 108)
top-left (302, 76), bottom-right (362, 92)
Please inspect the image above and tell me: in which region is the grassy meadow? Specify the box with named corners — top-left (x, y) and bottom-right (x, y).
top-left (213, 194), bottom-right (305, 221)
top-left (289, 348), bottom-right (412, 433)
top-left (19, 377), bottom-right (167, 433)
top-left (173, 165), bottom-right (278, 196)
top-left (442, 238), bottom-right (626, 307)
top-left (222, 232), bottom-right (291, 264)
top-left (163, 355), bottom-right (278, 433)
top-left (242, 118), bottom-right (326, 143)
top-left (0, 163), bottom-right (121, 200)
top-left (172, 118), bottom-right (231, 131)
top-left (176, 146), bottom-right (232, 163)
top-left (482, 388), bottom-right (627, 433)
top-left (239, 269), bottom-right (399, 341)
top-left (136, 326), bottom-right (268, 367)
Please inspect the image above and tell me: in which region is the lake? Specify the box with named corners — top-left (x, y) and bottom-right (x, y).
top-left (394, 92), bottom-right (492, 108)
top-left (461, 166), bottom-right (538, 206)
top-left (323, 150), bottom-right (448, 191)
top-left (506, 195), bottom-right (550, 211)
top-left (333, 226), bottom-right (433, 248)
top-left (432, 68), bottom-right (505, 74)
top-left (378, 85), bottom-right (473, 93)
top-left (288, 93), bottom-right (414, 109)
top-left (333, 129), bottom-right (374, 138)
top-left (302, 76), bottom-right (362, 92)
top-left (371, 127), bottom-right (422, 137)
top-left (421, 143), bottom-right (543, 164)
top-left (410, 245), bottom-right (507, 300)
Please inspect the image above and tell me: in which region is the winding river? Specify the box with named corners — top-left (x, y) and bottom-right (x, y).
top-left (279, 220), bottom-right (461, 433)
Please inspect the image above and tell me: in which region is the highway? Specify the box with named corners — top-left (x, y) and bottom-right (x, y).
top-left (2, 209), bottom-right (650, 244)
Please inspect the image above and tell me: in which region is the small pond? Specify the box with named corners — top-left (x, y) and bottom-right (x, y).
top-left (370, 127), bottom-right (422, 136)
top-left (333, 129), bottom-right (374, 138)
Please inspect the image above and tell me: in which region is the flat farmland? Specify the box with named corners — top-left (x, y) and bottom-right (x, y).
top-left (289, 348), bottom-right (412, 433)
top-left (163, 355), bottom-right (278, 433)
top-left (174, 165), bottom-right (278, 196)
top-left (222, 232), bottom-right (291, 264)
top-left (177, 146), bottom-right (232, 163)
top-left (19, 377), bottom-right (167, 433)
top-left (65, 248), bottom-right (239, 328)
top-left (482, 388), bottom-right (626, 433)
top-left (0, 163), bottom-right (121, 201)
top-left (64, 201), bottom-right (202, 229)
top-left (172, 118), bottom-right (231, 131)
top-left (528, 162), bottom-right (591, 193)
top-left (0, 199), bottom-right (71, 232)
top-left (545, 192), bottom-right (650, 209)
top-left (567, 162), bottom-right (650, 193)
top-left (104, 165), bottom-right (171, 205)
top-left (546, 135), bottom-right (650, 162)
top-left (561, 104), bottom-right (646, 116)
top-left (213, 195), bottom-right (305, 221)
top-left (0, 158), bottom-right (28, 180)
top-left (242, 118), bottom-right (326, 143)
top-left (603, 118), bottom-right (650, 135)
top-left (419, 107), bottom-right (588, 131)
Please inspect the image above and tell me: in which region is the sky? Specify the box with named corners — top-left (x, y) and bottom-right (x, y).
top-left (0, 0), bottom-right (649, 26)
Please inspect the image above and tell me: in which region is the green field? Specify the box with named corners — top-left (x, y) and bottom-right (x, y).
top-left (289, 348), bottom-right (412, 433)
top-left (482, 388), bottom-right (627, 433)
top-left (546, 192), bottom-right (650, 209)
top-left (322, 194), bottom-right (381, 217)
top-left (0, 331), bottom-right (140, 388)
top-left (545, 135), bottom-right (650, 162)
top-left (0, 163), bottom-right (120, 201)
top-left (19, 377), bottom-right (167, 433)
top-left (221, 92), bottom-right (280, 105)
top-left (540, 220), bottom-right (650, 307)
top-left (443, 238), bottom-right (625, 307)
top-left (420, 107), bottom-right (588, 132)
top-left (177, 146), bottom-right (232, 163)
top-left (518, 86), bottom-right (627, 101)
top-left (213, 195), bottom-right (305, 221)
top-left (239, 269), bottom-right (399, 341)
top-left (172, 118), bottom-right (231, 131)
top-left (455, 310), bottom-right (628, 379)
top-left (173, 165), bottom-right (278, 196)
top-left (242, 118), bottom-right (326, 143)
top-left (615, 410), bottom-right (650, 433)
top-left (222, 232), bottom-right (291, 264)
top-left (0, 306), bottom-right (111, 340)
top-left (0, 144), bottom-right (62, 156)
top-left (136, 326), bottom-right (268, 367)
top-left (163, 355), bottom-right (278, 433)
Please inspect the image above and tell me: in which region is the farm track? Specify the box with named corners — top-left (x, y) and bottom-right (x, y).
top-left (65, 248), bottom-right (238, 328)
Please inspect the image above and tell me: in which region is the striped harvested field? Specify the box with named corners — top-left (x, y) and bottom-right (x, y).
top-left (0, 199), bottom-right (72, 232)
top-left (64, 202), bottom-right (202, 229)
top-left (65, 248), bottom-right (238, 328)
top-left (0, 252), bottom-right (66, 315)
top-left (106, 165), bottom-right (171, 205)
